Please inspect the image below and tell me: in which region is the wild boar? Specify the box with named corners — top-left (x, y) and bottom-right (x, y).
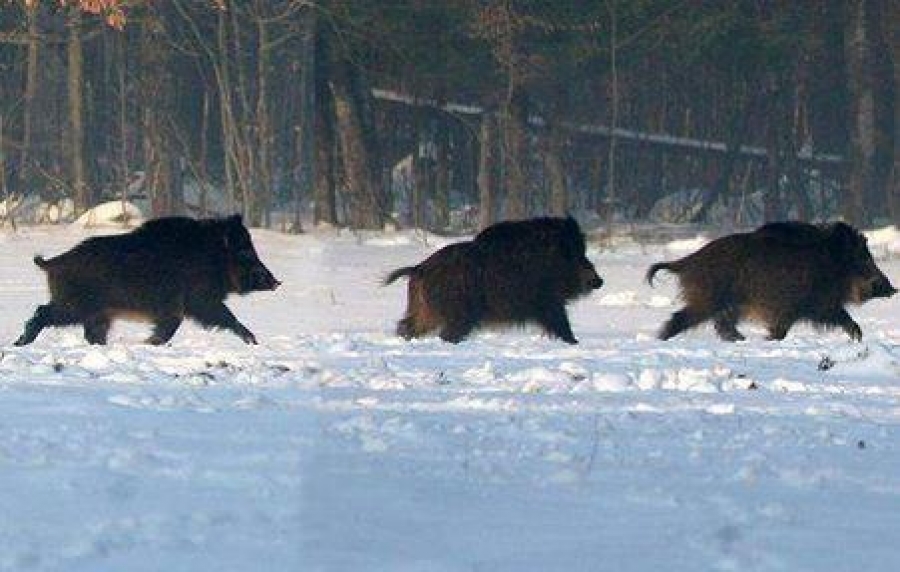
top-left (15, 214), bottom-right (280, 346)
top-left (384, 216), bottom-right (604, 343)
top-left (647, 221), bottom-right (896, 341)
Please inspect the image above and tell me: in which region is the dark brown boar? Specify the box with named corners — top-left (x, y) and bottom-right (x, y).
top-left (15, 214), bottom-right (281, 346)
top-left (384, 216), bottom-right (604, 343)
top-left (647, 221), bottom-right (896, 341)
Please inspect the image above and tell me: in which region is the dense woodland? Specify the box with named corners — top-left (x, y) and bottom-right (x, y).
top-left (0, 0), bottom-right (898, 232)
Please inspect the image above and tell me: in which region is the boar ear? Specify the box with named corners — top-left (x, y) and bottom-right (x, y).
top-left (825, 222), bottom-right (863, 258)
top-left (219, 215), bottom-right (242, 250)
top-left (560, 217), bottom-right (586, 259)
top-left (826, 222), bottom-right (857, 245)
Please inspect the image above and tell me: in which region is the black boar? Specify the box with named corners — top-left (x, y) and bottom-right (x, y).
top-left (647, 221), bottom-right (896, 341)
top-left (384, 216), bottom-right (604, 343)
top-left (15, 214), bottom-right (280, 346)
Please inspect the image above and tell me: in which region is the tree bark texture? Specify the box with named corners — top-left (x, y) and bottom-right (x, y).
top-left (331, 58), bottom-right (388, 229)
top-left (20, 4), bottom-right (39, 196)
top-left (433, 121), bottom-right (450, 231)
top-left (478, 111), bottom-right (500, 230)
top-left (545, 123), bottom-right (568, 216)
top-left (312, 24), bottom-right (337, 226)
top-left (67, 8), bottom-right (90, 214)
top-left (844, 0), bottom-right (892, 225)
top-left (140, 7), bottom-right (183, 217)
top-left (500, 89), bottom-right (529, 220)
top-left (890, 0), bottom-right (900, 223)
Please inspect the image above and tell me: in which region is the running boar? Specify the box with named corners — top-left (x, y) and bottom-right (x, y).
top-left (647, 221), bottom-right (896, 341)
top-left (15, 214), bottom-right (281, 346)
top-left (384, 216), bottom-right (604, 343)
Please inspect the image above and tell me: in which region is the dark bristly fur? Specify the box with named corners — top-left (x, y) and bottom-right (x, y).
top-left (15, 214), bottom-right (281, 346)
top-left (648, 220), bottom-right (896, 342)
top-left (384, 216), bottom-right (604, 344)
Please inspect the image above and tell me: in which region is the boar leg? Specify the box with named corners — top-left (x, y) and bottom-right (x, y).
top-left (537, 304), bottom-right (578, 344)
top-left (397, 316), bottom-right (428, 340)
top-left (659, 308), bottom-right (707, 340)
top-left (397, 302), bottom-right (441, 340)
top-left (189, 303), bottom-right (257, 344)
top-left (83, 314), bottom-right (111, 345)
top-left (713, 307), bottom-right (745, 342)
top-left (146, 316), bottom-right (183, 345)
top-left (14, 303), bottom-right (79, 346)
top-left (765, 318), bottom-right (793, 341)
top-left (438, 318), bottom-right (475, 344)
top-left (829, 309), bottom-right (863, 342)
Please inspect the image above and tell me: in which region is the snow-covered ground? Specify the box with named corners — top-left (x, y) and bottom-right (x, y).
top-left (1, 222), bottom-right (899, 571)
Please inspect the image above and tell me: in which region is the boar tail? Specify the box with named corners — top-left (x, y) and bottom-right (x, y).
top-left (646, 261), bottom-right (678, 286)
top-left (383, 266), bottom-right (418, 286)
top-left (33, 255), bottom-right (49, 270)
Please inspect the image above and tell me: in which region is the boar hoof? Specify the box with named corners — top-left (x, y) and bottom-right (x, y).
top-left (439, 327), bottom-right (469, 344)
top-left (716, 329), bottom-right (745, 343)
top-left (396, 318), bottom-right (416, 340)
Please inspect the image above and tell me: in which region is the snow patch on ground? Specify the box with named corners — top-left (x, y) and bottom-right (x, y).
top-left (0, 224), bottom-right (898, 571)
top-left (74, 201), bottom-right (145, 228)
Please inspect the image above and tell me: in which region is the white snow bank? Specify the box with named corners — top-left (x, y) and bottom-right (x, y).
top-left (664, 235), bottom-right (710, 254)
top-left (0, 195), bottom-right (75, 224)
top-left (74, 200), bottom-right (144, 228)
top-left (866, 225), bottom-right (900, 258)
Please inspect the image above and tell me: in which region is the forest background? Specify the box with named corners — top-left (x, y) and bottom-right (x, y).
top-left (0, 0), bottom-right (897, 233)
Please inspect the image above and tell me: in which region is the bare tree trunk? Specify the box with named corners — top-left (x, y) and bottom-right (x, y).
top-left (216, 7), bottom-right (239, 214)
top-left (478, 111), bottom-right (500, 230)
top-left (312, 25), bottom-right (337, 226)
top-left (501, 89), bottom-right (528, 220)
top-left (20, 3), bottom-right (39, 195)
top-left (198, 89), bottom-right (210, 215)
top-left (141, 7), bottom-right (183, 217)
top-left (314, 76), bottom-right (337, 226)
top-left (844, 0), bottom-right (879, 225)
top-left (0, 116), bottom-right (5, 200)
top-left (230, 4), bottom-right (254, 220)
top-left (253, 1), bottom-right (273, 227)
top-left (331, 58), bottom-right (388, 229)
top-left (890, 0), bottom-right (900, 224)
top-left (412, 111), bottom-right (432, 229)
top-left (67, 8), bottom-right (90, 214)
top-left (0, 115), bottom-right (11, 229)
top-left (412, 113), bottom-right (449, 232)
top-left (294, 3), bottom-right (316, 232)
top-left (545, 123), bottom-right (568, 216)
top-left (433, 121), bottom-right (450, 231)
top-left (606, 0), bottom-right (619, 228)
top-left (458, 124), bottom-right (478, 227)
top-left (117, 31), bottom-right (130, 208)
top-left (869, 0), bottom-right (895, 224)
top-left (762, 72), bottom-right (804, 223)
top-left (412, 152), bottom-right (433, 230)
top-left (589, 154), bottom-right (603, 214)
top-left (765, 97), bottom-right (784, 222)
top-left (782, 79), bottom-right (810, 221)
